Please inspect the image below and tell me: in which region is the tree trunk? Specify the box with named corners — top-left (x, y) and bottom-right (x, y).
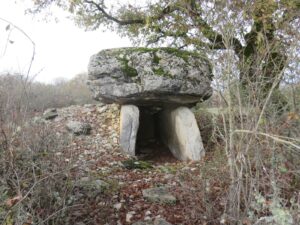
top-left (238, 36), bottom-right (288, 113)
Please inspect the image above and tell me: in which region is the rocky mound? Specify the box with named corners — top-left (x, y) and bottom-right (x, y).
top-left (34, 104), bottom-right (227, 224)
top-left (87, 47), bottom-right (213, 107)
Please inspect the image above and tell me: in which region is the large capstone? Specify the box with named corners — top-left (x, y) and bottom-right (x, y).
top-left (87, 47), bottom-right (213, 107)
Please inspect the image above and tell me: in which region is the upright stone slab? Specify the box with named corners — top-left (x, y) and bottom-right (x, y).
top-left (159, 107), bottom-right (205, 161)
top-left (119, 105), bottom-right (139, 155)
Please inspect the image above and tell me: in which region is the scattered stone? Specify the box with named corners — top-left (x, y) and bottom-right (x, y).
top-left (154, 218), bottom-right (173, 225)
top-left (43, 108), bottom-right (58, 120)
top-left (126, 211), bottom-right (135, 223)
top-left (93, 180), bottom-right (109, 189)
top-left (163, 174), bottom-right (174, 180)
top-left (145, 210), bottom-right (151, 216)
top-left (76, 177), bottom-right (109, 192)
top-left (142, 186), bottom-right (176, 204)
top-left (32, 116), bottom-right (45, 124)
top-left (119, 105), bottom-right (139, 155)
top-left (144, 216), bottom-right (151, 221)
top-left (113, 137), bottom-right (118, 144)
top-left (114, 203), bottom-right (122, 211)
top-left (66, 121), bottom-right (92, 135)
top-left (132, 221), bottom-right (151, 225)
top-left (97, 105), bottom-right (108, 114)
top-left (83, 104), bottom-right (95, 108)
top-left (159, 107), bottom-right (205, 161)
top-left (132, 218), bottom-right (173, 225)
top-left (87, 47), bottom-right (212, 107)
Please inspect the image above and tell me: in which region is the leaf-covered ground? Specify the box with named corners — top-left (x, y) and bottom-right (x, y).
top-left (45, 104), bottom-right (230, 225)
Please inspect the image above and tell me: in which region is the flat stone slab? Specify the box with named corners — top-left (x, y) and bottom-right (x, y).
top-left (142, 186), bottom-right (176, 204)
top-left (87, 47), bottom-right (213, 107)
top-left (159, 107), bottom-right (205, 161)
top-left (119, 105), bottom-right (139, 155)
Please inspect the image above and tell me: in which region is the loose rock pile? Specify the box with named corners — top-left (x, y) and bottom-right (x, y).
top-left (66, 120), bottom-right (92, 135)
top-left (87, 47), bottom-right (213, 161)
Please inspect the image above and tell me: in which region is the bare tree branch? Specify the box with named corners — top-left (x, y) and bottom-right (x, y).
top-left (83, 0), bottom-right (145, 25)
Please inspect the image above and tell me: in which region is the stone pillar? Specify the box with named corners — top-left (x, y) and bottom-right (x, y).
top-left (159, 107), bottom-right (205, 161)
top-left (119, 105), bottom-right (140, 156)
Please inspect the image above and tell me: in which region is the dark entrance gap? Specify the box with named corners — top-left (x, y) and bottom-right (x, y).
top-left (136, 107), bottom-right (177, 162)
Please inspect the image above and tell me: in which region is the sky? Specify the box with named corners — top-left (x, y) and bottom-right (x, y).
top-left (0, 0), bottom-right (133, 83)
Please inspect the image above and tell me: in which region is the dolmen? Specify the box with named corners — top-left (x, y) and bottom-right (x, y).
top-left (87, 47), bottom-right (213, 161)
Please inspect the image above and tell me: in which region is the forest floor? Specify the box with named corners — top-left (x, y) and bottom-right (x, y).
top-left (44, 104), bottom-right (230, 225)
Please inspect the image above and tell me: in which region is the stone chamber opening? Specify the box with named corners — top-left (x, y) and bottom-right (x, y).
top-left (135, 107), bottom-right (176, 161)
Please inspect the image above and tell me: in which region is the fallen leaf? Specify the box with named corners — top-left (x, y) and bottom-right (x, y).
top-left (5, 195), bottom-right (22, 208)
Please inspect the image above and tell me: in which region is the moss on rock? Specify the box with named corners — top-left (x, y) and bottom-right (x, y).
top-left (153, 67), bottom-right (172, 78)
top-left (114, 47), bottom-right (209, 78)
top-left (117, 56), bottom-right (138, 77)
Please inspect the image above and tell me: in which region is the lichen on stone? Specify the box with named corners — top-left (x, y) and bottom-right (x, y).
top-left (153, 67), bottom-right (172, 78)
top-left (87, 47), bottom-right (213, 106)
top-left (113, 47), bottom-right (209, 79)
top-left (117, 56), bottom-right (138, 77)
top-left (153, 52), bottom-right (161, 64)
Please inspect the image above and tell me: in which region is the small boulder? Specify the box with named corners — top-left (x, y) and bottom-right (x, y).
top-left (76, 177), bottom-right (109, 192)
top-left (126, 211), bottom-right (136, 223)
top-left (73, 177), bottom-right (110, 200)
top-left (43, 108), bottom-right (58, 120)
top-left (154, 218), bottom-right (173, 225)
top-left (113, 203), bottom-right (122, 211)
top-left (142, 186), bottom-right (176, 204)
top-left (132, 222), bottom-right (150, 225)
top-left (132, 218), bottom-right (173, 225)
top-left (66, 121), bottom-right (91, 135)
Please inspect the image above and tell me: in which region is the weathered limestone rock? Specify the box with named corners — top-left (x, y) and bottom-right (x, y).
top-left (153, 218), bottom-right (173, 225)
top-left (132, 218), bottom-right (173, 225)
top-left (76, 177), bottom-right (109, 191)
top-left (66, 121), bottom-right (92, 135)
top-left (87, 47), bottom-right (213, 107)
top-left (159, 107), bottom-right (205, 161)
top-left (43, 108), bottom-right (58, 120)
top-left (142, 186), bottom-right (176, 204)
top-left (119, 105), bottom-right (139, 155)
top-left (74, 177), bottom-right (109, 198)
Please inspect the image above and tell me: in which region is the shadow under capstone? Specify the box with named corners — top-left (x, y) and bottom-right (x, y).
top-left (136, 107), bottom-right (176, 161)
